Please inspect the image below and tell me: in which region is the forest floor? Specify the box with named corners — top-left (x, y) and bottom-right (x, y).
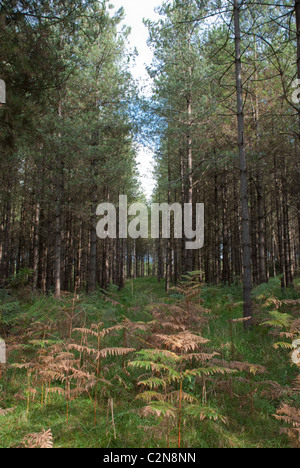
top-left (0, 276), bottom-right (299, 448)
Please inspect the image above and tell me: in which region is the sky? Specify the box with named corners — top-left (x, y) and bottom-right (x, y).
top-left (111, 0), bottom-right (163, 199)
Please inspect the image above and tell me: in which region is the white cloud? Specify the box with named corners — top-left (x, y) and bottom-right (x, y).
top-left (111, 0), bottom-right (161, 81)
top-left (111, 0), bottom-right (162, 199)
top-left (135, 143), bottom-right (156, 199)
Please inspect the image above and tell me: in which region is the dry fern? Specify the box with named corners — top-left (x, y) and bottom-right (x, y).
top-left (154, 331), bottom-right (209, 354)
top-left (98, 347), bottom-right (135, 358)
top-left (0, 407), bottom-right (15, 417)
top-left (211, 359), bottom-right (266, 375)
top-left (293, 375), bottom-right (300, 393)
top-left (261, 381), bottom-right (294, 400)
top-left (274, 403), bottom-right (300, 448)
top-left (21, 429), bottom-right (53, 449)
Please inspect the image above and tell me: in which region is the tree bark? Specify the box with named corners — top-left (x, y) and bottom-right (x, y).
top-left (32, 201), bottom-right (40, 290)
top-left (54, 102), bottom-right (64, 298)
top-left (234, 0), bottom-right (253, 321)
top-left (222, 170), bottom-right (230, 284)
top-left (185, 81), bottom-right (194, 273)
top-left (256, 170), bottom-right (267, 283)
top-left (88, 159), bottom-right (98, 293)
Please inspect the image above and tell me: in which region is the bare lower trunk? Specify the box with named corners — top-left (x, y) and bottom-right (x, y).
top-left (55, 102), bottom-right (63, 298)
top-left (234, 0), bottom-right (252, 321)
top-left (0, 195), bottom-right (11, 282)
top-left (185, 91), bottom-right (194, 273)
top-left (222, 170), bottom-right (230, 284)
top-left (296, 1), bottom-right (300, 103)
top-left (33, 202), bottom-right (40, 290)
top-left (180, 150), bottom-right (186, 276)
top-left (166, 147), bottom-right (172, 291)
top-left (257, 170), bottom-right (267, 283)
top-left (55, 173), bottom-right (62, 298)
top-left (295, 1), bottom-right (300, 277)
top-left (89, 200), bottom-right (97, 292)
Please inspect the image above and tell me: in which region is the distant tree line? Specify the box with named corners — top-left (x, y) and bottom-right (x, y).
top-left (0, 0), bottom-right (299, 312)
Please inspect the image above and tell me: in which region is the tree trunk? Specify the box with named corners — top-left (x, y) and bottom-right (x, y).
top-left (234, 0), bottom-right (253, 321)
top-left (166, 146), bottom-right (172, 291)
top-left (256, 170), bottom-right (267, 283)
top-left (296, 0), bottom-right (300, 114)
top-left (222, 170), bottom-right (230, 284)
top-left (54, 170), bottom-right (62, 298)
top-left (54, 102), bottom-right (64, 298)
top-left (88, 161), bottom-right (98, 293)
top-left (32, 201), bottom-right (40, 290)
top-left (185, 86), bottom-right (194, 273)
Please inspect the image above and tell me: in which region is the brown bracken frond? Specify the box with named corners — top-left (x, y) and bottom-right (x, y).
top-left (154, 331), bottom-right (209, 354)
top-left (21, 429), bottom-right (53, 449)
top-left (274, 403), bottom-right (300, 447)
top-left (0, 407), bottom-right (15, 417)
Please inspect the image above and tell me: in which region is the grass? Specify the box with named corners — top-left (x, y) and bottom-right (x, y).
top-left (0, 276), bottom-right (299, 448)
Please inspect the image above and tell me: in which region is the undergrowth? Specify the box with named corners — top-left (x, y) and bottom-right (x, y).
top-left (0, 275), bottom-right (299, 448)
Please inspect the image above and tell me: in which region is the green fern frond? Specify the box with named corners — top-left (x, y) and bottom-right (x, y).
top-left (136, 391), bottom-right (165, 403)
top-left (273, 342), bottom-right (293, 350)
top-left (137, 377), bottom-right (168, 390)
top-left (141, 401), bottom-right (177, 420)
top-left (262, 311), bottom-right (293, 329)
top-left (184, 405), bottom-right (227, 424)
top-left (183, 367), bottom-right (237, 380)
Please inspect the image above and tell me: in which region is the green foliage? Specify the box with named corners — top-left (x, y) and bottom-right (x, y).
top-left (0, 298), bottom-right (21, 330)
top-left (253, 277), bottom-right (283, 302)
top-left (8, 270), bottom-right (33, 290)
top-left (0, 278), bottom-right (299, 448)
top-left (262, 311), bottom-right (293, 330)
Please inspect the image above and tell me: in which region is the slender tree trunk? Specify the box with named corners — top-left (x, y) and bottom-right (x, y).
top-left (180, 149), bottom-right (186, 276)
top-left (250, 177), bottom-right (258, 285)
top-left (232, 172), bottom-right (241, 279)
top-left (274, 156), bottom-right (285, 288)
top-left (89, 159), bottom-right (98, 293)
top-left (214, 171), bottom-right (220, 284)
top-left (55, 170), bottom-right (62, 298)
top-left (133, 239), bottom-right (137, 280)
top-left (185, 85), bottom-right (194, 273)
top-left (234, 0), bottom-right (253, 321)
top-left (257, 170), bottom-right (267, 283)
top-left (296, 1), bottom-right (300, 115)
top-left (46, 210), bottom-right (53, 292)
top-left (166, 145), bottom-right (172, 291)
top-left (222, 170), bottom-right (230, 284)
top-left (32, 201), bottom-right (40, 290)
top-left (54, 102), bottom-right (64, 298)
top-left (1, 194), bottom-right (11, 282)
top-left (295, 1), bottom-right (300, 277)
top-left (282, 171), bottom-right (293, 287)
top-left (253, 38), bottom-right (267, 285)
